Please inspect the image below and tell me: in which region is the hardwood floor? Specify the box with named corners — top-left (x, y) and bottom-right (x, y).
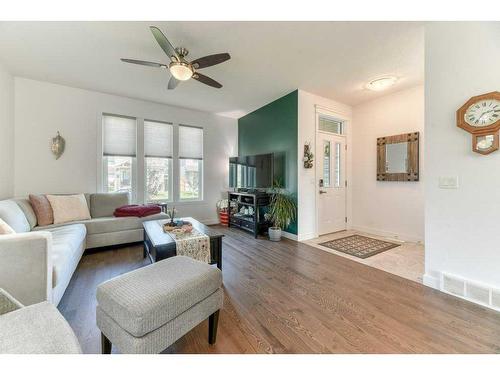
top-left (59, 226), bottom-right (500, 354)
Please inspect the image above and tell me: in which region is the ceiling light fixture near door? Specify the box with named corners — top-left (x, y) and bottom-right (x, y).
top-left (366, 76), bottom-right (398, 91)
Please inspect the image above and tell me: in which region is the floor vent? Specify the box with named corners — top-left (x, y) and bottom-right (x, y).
top-left (442, 274), bottom-right (465, 296)
top-left (491, 289), bottom-right (500, 309)
top-left (465, 283), bottom-right (490, 305)
top-left (441, 272), bottom-right (500, 312)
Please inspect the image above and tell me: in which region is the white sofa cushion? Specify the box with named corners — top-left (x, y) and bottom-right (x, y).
top-left (46, 194), bottom-right (91, 225)
top-left (41, 224), bottom-right (86, 287)
top-left (0, 200), bottom-right (30, 233)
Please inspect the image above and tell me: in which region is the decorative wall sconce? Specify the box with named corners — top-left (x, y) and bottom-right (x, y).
top-left (303, 142), bottom-right (314, 168)
top-left (51, 131), bottom-right (66, 160)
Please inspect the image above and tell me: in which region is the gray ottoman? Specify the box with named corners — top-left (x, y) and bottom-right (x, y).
top-left (96, 256), bottom-right (223, 354)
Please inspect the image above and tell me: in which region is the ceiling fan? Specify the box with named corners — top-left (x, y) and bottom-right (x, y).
top-left (121, 26), bottom-right (230, 90)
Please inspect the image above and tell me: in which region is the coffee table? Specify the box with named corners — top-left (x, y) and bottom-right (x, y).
top-left (142, 217), bottom-right (223, 270)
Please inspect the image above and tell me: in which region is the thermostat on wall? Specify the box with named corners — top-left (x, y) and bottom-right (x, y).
top-left (438, 176), bottom-right (459, 189)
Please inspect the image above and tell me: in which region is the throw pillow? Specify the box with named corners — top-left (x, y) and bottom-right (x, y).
top-left (46, 194), bottom-right (91, 224)
top-left (0, 218), bottom-right (15, 235)
top-left (29, 194), bottom-right (54, 226)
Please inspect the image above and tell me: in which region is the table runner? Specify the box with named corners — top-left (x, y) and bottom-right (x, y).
top-left (166, 227), bottom-right (211, 264)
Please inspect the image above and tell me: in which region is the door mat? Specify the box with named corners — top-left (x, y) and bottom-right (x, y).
top-left (319, 234), bottom-right (400, 259)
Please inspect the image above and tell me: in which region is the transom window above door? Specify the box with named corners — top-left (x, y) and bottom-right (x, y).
top-left (319, 116), bottom-right (344, 135)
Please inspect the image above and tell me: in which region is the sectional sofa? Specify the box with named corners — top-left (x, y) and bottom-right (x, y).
top-left (0, 193), bottom-right (167, 306)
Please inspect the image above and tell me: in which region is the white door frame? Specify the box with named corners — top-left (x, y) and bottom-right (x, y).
top-left (314, 106), bottom-right (351, 238)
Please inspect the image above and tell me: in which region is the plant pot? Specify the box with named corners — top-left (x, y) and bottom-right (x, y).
top-left (219, 210), bottom-right (229, 226)
top-left (268, 227), bottom-right (282, 241)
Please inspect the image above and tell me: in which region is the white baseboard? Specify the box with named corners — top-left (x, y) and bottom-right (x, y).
top-left (350, 225), bottom-right (423, 244)
top-left (298, 232), bottom-right (316, 241)
top-left (423, 273), bottom-right (440, 289)
top-left (198, 218), bottom-right (220, 226)
top-left (282, 231), bottom-right (298, 241)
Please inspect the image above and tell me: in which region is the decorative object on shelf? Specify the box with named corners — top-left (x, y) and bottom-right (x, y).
top-left (457, 91), bottom-right (500, 155)
top-left (377, 132), bottom-right (419, 181)
top-left (268, 181), bottom-right (297, 242)
top-left (50, 131), bottom-right (65, 160)
top-left (216, 199), bottom-right (229, 226)
top-left (303, 142), bottom-right (314, 168)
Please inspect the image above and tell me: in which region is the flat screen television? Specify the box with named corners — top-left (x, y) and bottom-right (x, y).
top-left (229, 153), bottom-right (275, 189)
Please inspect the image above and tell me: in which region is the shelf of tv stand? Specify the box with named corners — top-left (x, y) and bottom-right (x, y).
top-left (233, 201), bottom-right (255, 207)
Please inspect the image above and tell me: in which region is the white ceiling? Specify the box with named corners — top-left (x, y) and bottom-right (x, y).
top-left (0, 21), bottom-right (423, 118)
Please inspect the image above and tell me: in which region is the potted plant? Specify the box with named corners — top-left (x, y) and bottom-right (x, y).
top-left (216, 199), bottom-right (229, 226)
top-left (267, 182), bottom-right (297, 241)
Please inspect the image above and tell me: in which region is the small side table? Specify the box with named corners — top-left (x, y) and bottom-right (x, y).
top-left (158, 202), bottom-right (168, 213)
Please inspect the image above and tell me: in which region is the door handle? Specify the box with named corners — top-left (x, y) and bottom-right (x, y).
top-left (319, 190), bottom-right (327, 194)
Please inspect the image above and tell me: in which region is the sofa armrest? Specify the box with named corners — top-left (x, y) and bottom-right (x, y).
top-left (0, 232), bottom-right (53, 306)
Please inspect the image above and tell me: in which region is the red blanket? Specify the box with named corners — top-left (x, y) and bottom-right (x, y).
top-left (113, 204), bottom-right (161, 218)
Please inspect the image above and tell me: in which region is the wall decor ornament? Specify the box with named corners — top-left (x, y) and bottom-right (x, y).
top-left (50, 131), bottom-right (66, 160)
top-left (457, 91), bottom-right (500, 155)
top-left (303, 142), bottom-right (314, 168)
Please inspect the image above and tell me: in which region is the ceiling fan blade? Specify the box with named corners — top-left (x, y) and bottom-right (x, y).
top-left (150, 26), bottom-right (179, 62)
top-left (121, 58), bottom-right (167, 68)
top-left (192, 73), bottom-right (223, 88)
top-left (191, 53), bottom-right (231, 69)
top-left (168, 76), bottom-right (180, 90)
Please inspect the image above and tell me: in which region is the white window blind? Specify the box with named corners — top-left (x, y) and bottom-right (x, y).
top-left (144, 120), bottom-right (173, 158)
top-left (179, 125), bottom-right (203, 160)
top-left (103, 114), bottom-right (137, 157)
top-left (319, 116), bottom-right (343, 134)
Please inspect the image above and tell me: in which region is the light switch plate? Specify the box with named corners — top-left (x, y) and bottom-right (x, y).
top-left (439, 176), bottom-right (459, 189)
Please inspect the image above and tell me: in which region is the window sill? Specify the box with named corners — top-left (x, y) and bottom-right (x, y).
top-left (146, 200), bottom-right (204, 206)
top-left (175, 199), bottom-right (205, 205)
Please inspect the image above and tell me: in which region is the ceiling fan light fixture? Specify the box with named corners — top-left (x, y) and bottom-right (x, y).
top-left (169, 62), bottom-right (193, 81)
top-left (366, 76), bottom-right (398, 91)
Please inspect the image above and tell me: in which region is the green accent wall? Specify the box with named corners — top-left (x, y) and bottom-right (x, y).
top-left (238, 90), bottom-right (298, 235)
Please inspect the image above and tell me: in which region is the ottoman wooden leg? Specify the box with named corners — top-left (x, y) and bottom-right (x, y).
top-left (101, 332), bottom-right (112, 354)
top-left (208, 310), bottom-right (220, 345)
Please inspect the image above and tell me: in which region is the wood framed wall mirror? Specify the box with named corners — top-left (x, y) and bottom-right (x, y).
top-left (377, 132), bottom-right (419, 181)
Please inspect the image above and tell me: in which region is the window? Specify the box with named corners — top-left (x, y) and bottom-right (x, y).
top-left (101, 116), bottom-right (204, 203)
top-left (179, 125), bottom-right (203, 200)
top-left (323, 140), bottom-right (331, 187)
top-left (334, 142), bottom-right (341, 188)
top-left (319, 116), bottom-right (343, 134)
top-left (103, 114), bottom-right (137, 198)
top-left (144, 120), bottom-right (173, 202)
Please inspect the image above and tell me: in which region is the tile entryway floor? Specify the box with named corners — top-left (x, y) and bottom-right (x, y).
top-left (305, 230), bottom-right (424, 283)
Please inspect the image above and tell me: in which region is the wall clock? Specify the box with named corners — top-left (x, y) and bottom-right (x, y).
top-left (457, 91), bottom-right (500, 155)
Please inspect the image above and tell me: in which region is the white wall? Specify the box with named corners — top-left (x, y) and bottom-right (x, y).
top-left (14, 78), bottom-right (237, 223)
top-left (297, 90), bottom-right (352, 241)
top-left (0, 63), bottom-right (14, 199)
top-left (424, 22), bottom-right (500, 289)
top-left (352, 86), bottom-right (424, 242)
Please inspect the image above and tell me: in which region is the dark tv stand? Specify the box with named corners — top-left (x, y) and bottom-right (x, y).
top-left (228, 191), bottom-right (270, 238)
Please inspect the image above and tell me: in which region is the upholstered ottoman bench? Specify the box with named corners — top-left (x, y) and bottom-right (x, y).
top-left (96, 256), bottom-right (223, 354)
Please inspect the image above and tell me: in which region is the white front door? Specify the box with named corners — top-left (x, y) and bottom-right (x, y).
top-left (317, 133), bottom-right (346, 235)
